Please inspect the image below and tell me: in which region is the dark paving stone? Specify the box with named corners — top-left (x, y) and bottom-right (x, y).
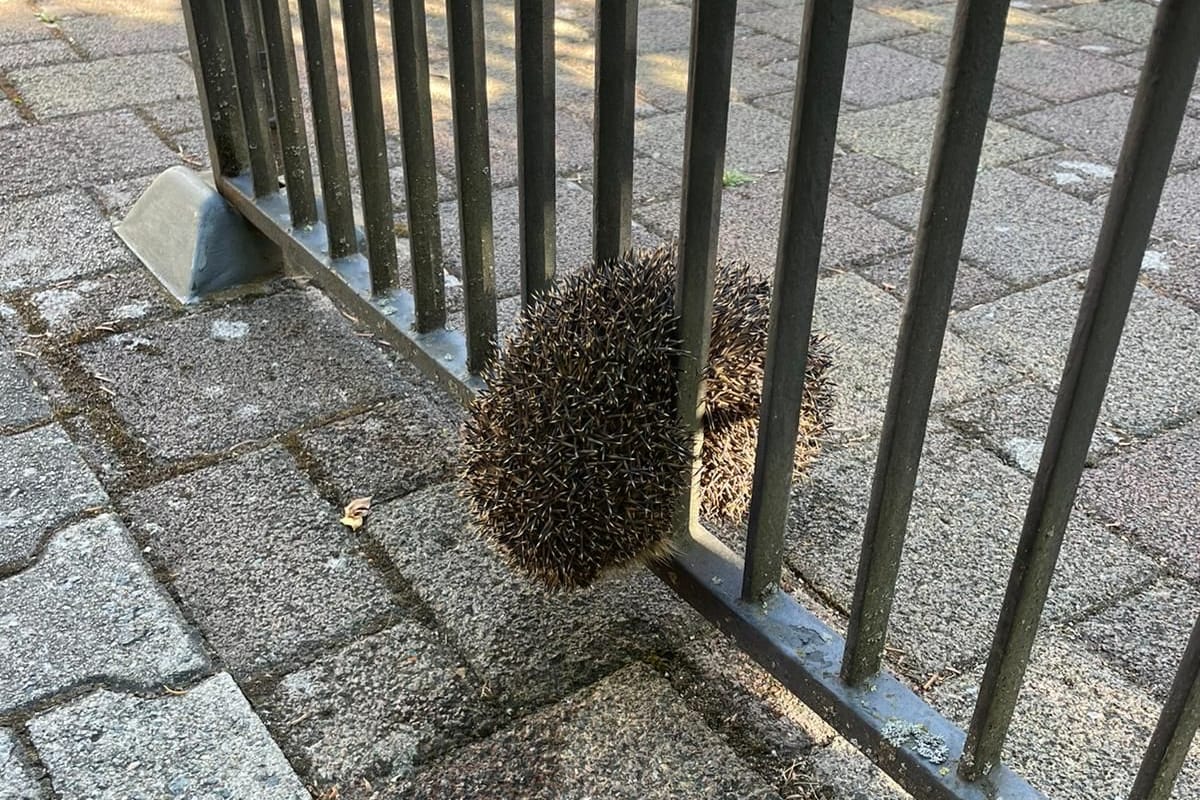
top-left (0, 514), bottom-right (207, 713)
top-left (1079, 579), bottom-right (1200, 700)
top-left (57, 11), bottom-right (187, 57)
top-left (124, 446), bottom-right (394, 676)
top-left (0, 110), bottom-right (176, 201)
top-left (952, 275), bottom-right (1200, 437)
top-left (787, 429), bottom-right (1157, 680)
top-left (836, 43), bottom-right (944, 108)
top-left (0, 423), bottom-right (107, 567)
top-left (830, 150), bottom-right (921, 205)
top-left (373, 483), bottom-right (707, 713)
top-left (259, 622), bottom-right (494, 790)
top-left (28, 673), bottom-right (309, 800)
top-left (873, 168), bottom-right (1102, 286)
top-left (997, 39), bottom-right (1139, 102)
top-left (29, 268), bottom-right (175, 340)
top-left (1077, 418), bottom-right (1200, 581)
top-left (9, 52), bottom-right (195, 118)
top-left (1008, 149), bottom-right (1116, 201)
top-left (0, 342), bottom-right (49, 429)
top-left (77, 290), bottom-right (409, 461)
top-left (399, 663), bottom-right (781, 800)
top-left (0, 37), bottom-right (77, 69)
top-left (1050, 0), bottom-right (1158, 44)
top-left (857, 252), bottom-right (1011, 311)
top-left (0, 190), bottom-right (137, 292)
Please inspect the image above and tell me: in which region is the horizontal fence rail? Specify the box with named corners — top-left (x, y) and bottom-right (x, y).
top-left (177, 0), bottom-right (1200, 797)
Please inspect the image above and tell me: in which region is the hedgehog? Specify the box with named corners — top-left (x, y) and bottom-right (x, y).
top-left (459, 244), bottom-right (832, 590)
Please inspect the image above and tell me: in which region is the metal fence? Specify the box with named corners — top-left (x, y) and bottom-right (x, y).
top-left (178, 0), bottom-right (1200, 796)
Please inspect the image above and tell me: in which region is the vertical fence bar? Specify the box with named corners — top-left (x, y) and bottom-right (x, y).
top-left (1130, 613), bottom-right (1200, 800)
top-left (296, 0), bottom-right (357, 258)
top-left (960, 0), bottom-right (1200, 778)
top-left (257, 0), bottom-right (318, 228)
top-left (224, 0), bottom-right (278, 196)
top-left (839, 0), bottom-right (1011, 687)
top-left (515, 0), bottom-right (556, 303)
top-left (391, 0), bottom-right (447, 331)
top-left (592, 0), bottom-right (638, 265)
top-left (446, 0), bottom-right (498, 371)
top-left (181, 0), bottom-right (248, 178)
top-left (674, 0), bottom-right (739, 534)
top-left (341, 0), bottom-right (401, 292)
top-left (741, 0), bottom-right (853, 603)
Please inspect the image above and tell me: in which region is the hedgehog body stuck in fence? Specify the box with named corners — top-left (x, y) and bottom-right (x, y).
top-left (460, 244), bottom-right (833, 591)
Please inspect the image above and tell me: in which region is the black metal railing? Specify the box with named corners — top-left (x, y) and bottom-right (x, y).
top-left (177, 0), bottom-right (1200, 796)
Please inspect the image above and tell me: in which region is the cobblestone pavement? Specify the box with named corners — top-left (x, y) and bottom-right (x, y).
top-left (1, 0), bottom-right (1199, 797)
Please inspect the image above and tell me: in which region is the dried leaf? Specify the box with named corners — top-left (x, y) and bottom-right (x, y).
top-left (340, 497), bottom-right (372, 530)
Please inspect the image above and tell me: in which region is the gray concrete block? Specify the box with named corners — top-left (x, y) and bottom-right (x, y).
top-left (0, 111), bottom-right (177, 201)
top-left (831, 150), bottom-right (921, 206)
top-left (872, 168), bottom-right (1103, 286)
top-left (29, 268), bottom-right (174, 340)
top-left (0, 424), bottom-right (107, 567)
top-left (400, 663), bottom-right (781, 799)
top-left (0, 190), bottom-right (137, 292)
top-left (951, 275), bottom-right (1200, 436)
top-left (124, 446), bottom-right (394, 676)
top-left (0, 37), bottom-right (77, 69)
top-left (10, 52), bottom-right (195, 118)
top-left (787, 429), bottom-right (1157, 679)
top-left (636, 102), bottom-right (793, 176)
top-left (840, 97), bottom-right (1056, 176)
top-left (373, 483), bottom-right (707, 713)
top-left (27, 673), bottom-right (308, 800)
top-left (0, 514), bottom-right (207, 713)
top-left (857, 252), bottom-right (1011, 311)
top-left (1077, 418), bottom-right (1200, 582)
top-left (836, 43), bottom-right (944, 108)
top-left (77, 290), bottom-right (409, 461)
top-left (0, 729), bottom-right (43, 800)
top-left (58, 12), bottom-right (187, 57)
top-left (1008, 149), bottom-right (1116, 201)
top-left (997, 40), bottom-right (1139, 102)
top-left (259, 622), bottom-right (493, 789)
top-left (0, 344), bottom-right (49, 430)
top-left (1050, 0), bottom-right (1158, 43)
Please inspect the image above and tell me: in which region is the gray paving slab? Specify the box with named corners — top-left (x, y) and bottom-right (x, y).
top-left (1142, 238), bottom-right (1200, 311)
top-left (636, 101), bottom-right (793, 176)
top-left (787, 429), bottom-right (1157, 679)
top-left (0, 2), bottom-right (54, 44)
top-left (0, 110), bottom-right (177, 201)
top-left (951, 275), bottom-right (1200, 437)
top-left (0, 344), bottom-right (49, 429)
top-left (1008, 148), bottom-right (1116, 201)
top-left (1154, 170), bottom-right (1200, 246)
top-left (1080, 578), bottom-right (1200, 700)
top-left (635, 52), bottom-right (796, 114)
top-left (0, 37), bottom-right (77, 69)
top-left (636, 4), bottom-right (695, 52)
top-left (742, 6), bottom-right (918, 46)
top-left (996, 39), bottom-right (1139, 102)
top-left (77, 290), bottom-right (410, 461)
top-left (0, 729), bottom-right (43, 800)
top-left (840, 96), bottom-right (1057, 176)
top-left (0, 423), bottom-right (107, 567)
top-left (57, 12), bottom-right (186, 57)
top-left (259, 622), bottom-right (494, 790)
top-left (929, 634), bottom-right (1200, 800)
top-left (885, 30), bottom-right (952, 63)
top-left (1050, 0), bottom-right (1158, 44)
top-left (124, 446), bottom-right (394, 676)
top-left (0, 513), bottom-right (207, 713)
top-left (10, 52), bottom-right (195, 118)
top-left (830, 150), bottom-right (921, 205)
top-left (1049, 29), bottom-right (1146, 58)
top-left (856, 252), bottom-right (1011, 311)
top-left (873, 168), bottom-right (1102, 285)
top-left (27, 672), bottom-right (308, 800)
top-left (29, 269), bottom-right (174, 340)
top-left (0, 99), bottom-right (20, 128)
top-left (808, 738), bottom-right (909, 800)
top-left (834, 43), bottom-right (944, 108)
top-left (372, 483), bottom-right (707, 713)
top-left (1077, 418), bottom-right (1200, 582)
top-left (901, 2), bottom-right (1078, 41)
top-left (137, 97), bottom-right (203, 136)
top-left (399, 662), bottom-right (781, 800)
top-left (0, 190), bottom-right (138, 292)
top-left (90, 172), bottom-right (158, 220)
top-left (987, 83), bottom-right (1053, 119)
top-left (734, 31), bottom-right (801, 67)
top-left (1014, 92), bottom-right (1200, 171)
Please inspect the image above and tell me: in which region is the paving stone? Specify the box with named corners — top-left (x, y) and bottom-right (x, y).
top-left (808, 738), bottom-right (909, 800)
top-left (996, 39), bottom-right (1139, 102)
top-left (1080, 579), bottom-right (1200, 700)
top-left (951, 275), bottom-right (1200, 437)
top-left (259, 622), bottom-right (493, 790)
top-left (0, 1), bottom-right (54, 44)
top-left (787, 429), bottom-right (1157, 679)
top-left (637, 51), bottom-right (793, 113)
top-left (1142, 238), bottom-right (1200, 311)
top-left (1008, 148), bottom-right (1116, 201)
top-left (734, 31), bottom-right (801, 66)
top-left (636, 102), bottom-right (793, 176)
top-left (124, 446), bottom-right (393, 676)
top-left (1154, 170), bottom-right (1200, 246)
top-left (0, 99), bottom-right (20, 127)
top-left (1050, 0), bottom-right (1157, 44)
top-left (830, 150), bottom-right (921, 205)
top-left (987, 84), bottom-right (1050, 119)
top-left (897, 2), bottom-right (1077, 42)
top-left (57, 11), bottom-right (186, 57)
top-left (77, 290), bottom-right (409, 461)
top-left (1014, 92), bottom-right (1200, 172)
top-left (0, 729), bottom-right (42, 800)
top-left (27, 672), bottom-right (308, 800)
top-left (835, 43), bottom-right (944, 108)
top-left (742, 6), bottom-right (918, 46)
top-left (373, 483), bottom-right (706, 713)
top-left (0, 424), bottom-right (107, 567)
top-left (1048, 28), bottom-right (1146, 58)
top-left (138, 97), bottom-right (203, 135)
top-left (840, 96), bottom-right (1056, 176)
top-left (10, 52), bottom-right (195, 118)
top-left (1077, 418), bottom-right (1200, 582)
top-left (928, 634), bottom-right (1200, 800)
top-left (873, 168), bottom-right (1102, 286)
top-left (295, 370), bottom-right (463, 503)
top-left (0, 344), bottom-right (49, 430)
top-left (0, 110), bottom-right (176, 200)
top-left (0, 190), bottom-right (137, 292)
top-left (437, 105), bottom-right (593, 189)
top-left (885, 30), bottom-right (951, 63)
top-left (0, 514), bottom-right (207, 712)
top-left (637, 4), bottom-right (695, 52)
top-left (29, 268), bottom-right (174, 340)
top-left (90, 172), bottom-right (158, 220)
top-left (400, 663), bottom-right (781, 800)
top-left (0, 37), bottom-right (77, 69)
top-left (857, 252), bottom-right (1011, 311)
